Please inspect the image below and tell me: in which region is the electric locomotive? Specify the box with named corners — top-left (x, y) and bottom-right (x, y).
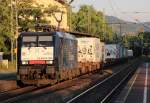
top-left (17, 32), bottom-right (77, 85)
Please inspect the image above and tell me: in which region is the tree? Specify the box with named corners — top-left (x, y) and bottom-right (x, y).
top-left (44, 4), bottom-right (65, 30)
top-left (0, 0), bottom-right (11, 52)
top-left (17, 0), bottom-right (45, 31)
top-left (0, 0), bottom-right (42, 60)
top-left (70, 5), bottom-right (113, 42)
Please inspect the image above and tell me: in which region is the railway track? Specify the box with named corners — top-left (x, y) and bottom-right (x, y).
top-left (0, 87), bottom-right (20, 94)
top-left (0, 71), bottom-right (111, 103)
top-left (66, 58), bottom-right (141, 103)
top-left (0, 59), bottom-right (140, 103)
top-left (0, 85), bottom-right (53, 103)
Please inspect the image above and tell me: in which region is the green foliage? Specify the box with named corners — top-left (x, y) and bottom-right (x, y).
top-left (0, 0), bottom-right (11, 52)
top-left (0, 0), bottom-right (69, 53)
top-left (122, 33), bottom-right (141, 49)
top-left (70, 5), bottom-right (113, 42)
top-left (18, 2), bottom-right (64, 31)
top-left (139, 32), bottom-right (150, 48)
top-left (17, 0), bottom-right (45, 31)
top-left (44, 4), bottom-right (60, 14)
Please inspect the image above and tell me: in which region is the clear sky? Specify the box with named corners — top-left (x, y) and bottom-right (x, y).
top-left (71, 0), bottom-right (150, 22)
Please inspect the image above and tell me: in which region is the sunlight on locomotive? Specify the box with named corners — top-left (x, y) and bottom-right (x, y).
top-left (21, 35), bottom-right (53, 65)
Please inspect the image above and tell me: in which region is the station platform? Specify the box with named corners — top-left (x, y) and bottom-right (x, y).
top-left (112, 63), bottom-right (150, 103)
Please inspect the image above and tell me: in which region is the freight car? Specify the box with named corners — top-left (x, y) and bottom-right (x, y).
top-left (105, 44), bottom-right (120, 64)
top-left (77, 38), bottom-right (105, 74)
top-left (104, 44), bottom-right (129, 65)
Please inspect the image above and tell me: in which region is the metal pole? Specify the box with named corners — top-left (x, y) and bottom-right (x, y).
top-left (10, 0), bottom-right (14, 62)
top-left (15, 0), bottom-right (18, 38)
top-left (15, 0), bottom-right (18, 70)
top-left (69, 5), bottom-right (72, 31)
top-left (141, 33), bottom-right (144, 55)
top-left (120, 23), bottom-right (121, 35)
top-left (101, 9), bottom-right (105, 74)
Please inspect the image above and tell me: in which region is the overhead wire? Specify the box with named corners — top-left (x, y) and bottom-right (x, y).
top-left (109, 0), bottom-right (133, 23)
top-left (107, 0), bottom-right (118, 18)
top-left (112, 0), bottom-right (150, 23)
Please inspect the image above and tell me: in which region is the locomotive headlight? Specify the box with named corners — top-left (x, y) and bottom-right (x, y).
top-left (46, 60), bottom-right (53, 64)
top-left (22, 61), bottom-right (28, 65)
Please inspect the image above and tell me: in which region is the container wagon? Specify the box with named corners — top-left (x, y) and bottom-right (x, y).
top-left (77, 38), bottom-right (104, 74)
top-left (105, 44), bottom-right (120, 64)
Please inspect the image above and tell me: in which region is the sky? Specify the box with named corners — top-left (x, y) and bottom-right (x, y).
top-left (71, 0), bottom-right (150, 22)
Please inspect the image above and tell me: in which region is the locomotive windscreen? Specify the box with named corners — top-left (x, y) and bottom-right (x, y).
top-left (22, 36), bottom-right (37, 47)
top-left (38, 36), bottom-right (53, 47)
top-left (22, 36), bottom-right (53, 47)
top-left (21, 35), bottom-right (54, 65)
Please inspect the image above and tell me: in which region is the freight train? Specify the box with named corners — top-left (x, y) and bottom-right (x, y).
top-left (17, 31), bottom-right (133, 86)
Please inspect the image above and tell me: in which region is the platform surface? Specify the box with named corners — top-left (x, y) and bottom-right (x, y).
top-left (112, 63), bottom-right (150, 103)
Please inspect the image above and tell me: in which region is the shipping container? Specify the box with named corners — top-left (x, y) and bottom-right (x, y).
top-left (77, 38), bottom-right (103, 63)
top-left (127, 49), bottom-right (133, 57)
top-left (123, 47), bottom-right (128, 58)
top-left (119, 45), bottom-right (123, 58)
top-left (77, 37), bottom-right (103, 74)
top-left (119, 45), bottom-right (128, 58)
top-left (105, 44), bottom-right (120, 60)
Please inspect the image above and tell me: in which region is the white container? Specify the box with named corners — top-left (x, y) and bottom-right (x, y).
top-left (127, 49), bottom-right (133, 57)
top-left (105, 44), bottom-right (120, 59)
top-left (77, 38), bottom-right (103, 63)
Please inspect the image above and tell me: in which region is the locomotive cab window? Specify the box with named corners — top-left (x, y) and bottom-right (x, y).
top-left (38, 36), bottom-right (53, 47)
top-left (22, 36), bottom-right (37, 47)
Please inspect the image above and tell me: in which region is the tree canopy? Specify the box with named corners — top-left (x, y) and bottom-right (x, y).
top-left (70, 5), bottom-right (113, 42)
top-left (0, 1), bottom-right (147, 56)
top-left (0, 0), bottom-right (11, 52)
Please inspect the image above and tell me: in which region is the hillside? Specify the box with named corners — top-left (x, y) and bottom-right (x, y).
top-left (105, 16), bottom-right (149, 35)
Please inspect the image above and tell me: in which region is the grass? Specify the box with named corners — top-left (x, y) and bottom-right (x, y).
top-left (0, 61), bottom-right (17, 73)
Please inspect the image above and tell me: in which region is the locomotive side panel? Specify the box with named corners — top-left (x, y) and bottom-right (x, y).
top-left (62, 33), bottom-right (77, 70)
top-left (56, 33), bottom-right (78, 80)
